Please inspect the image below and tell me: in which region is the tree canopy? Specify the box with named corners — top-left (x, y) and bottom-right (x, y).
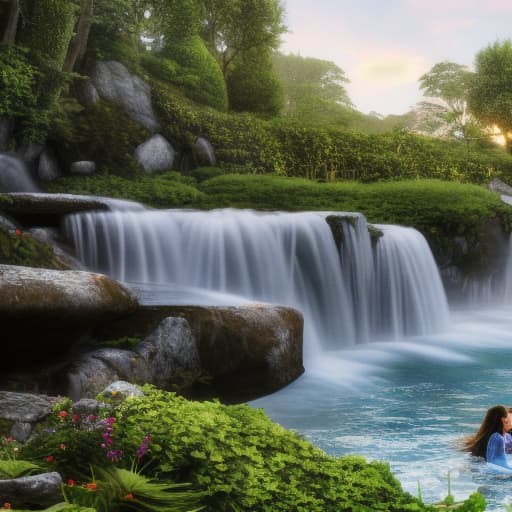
top-left (469, 39), bottom-right (512, 151)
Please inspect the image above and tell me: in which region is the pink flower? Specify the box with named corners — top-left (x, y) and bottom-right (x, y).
top-left (59, 443), bottom-right (66, 450)
top-left (72, 414), bottom-right (80, 423)
top-left (58, 411), bottom-right (68, 418)
top-left (106, 417), bottom-right (116, 425)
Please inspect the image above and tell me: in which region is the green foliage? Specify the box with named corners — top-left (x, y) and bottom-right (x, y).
top-left (0, 226), bottom-right (57, 269)
top-left (0, 45), bottom-right (37, 119)
top-left (62, 466), bottom-right (204, 512)
top-left (113, 385), bottom-right (428, 512)
top-left (20, 0), bottom-right (77, 71)
top-left (0, 459), bottom-right (41, 479)
top-left (164, 36), bottom-right (228, 111)
top-left (273, 52), bottom-right (353, 125)
top-left (150, 81), bottom-right (512, 181)
top-left (46, 172), bottom-right (205, 208)
top-left (226, 47), bottom-right (283, 117)
top-left (11, 504), bottom-right (96, 512)
top-left (49, 100), bottom-right (149, 177)
top-left (469, 39), bottom-right (512, 150)
top-left (200, 0), bottom-right (286, 79)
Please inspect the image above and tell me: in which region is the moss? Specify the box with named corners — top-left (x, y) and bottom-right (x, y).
top-left (0, 226), bottom-right (60, 269)
top-left (368, 224), bottom-right (384, 242)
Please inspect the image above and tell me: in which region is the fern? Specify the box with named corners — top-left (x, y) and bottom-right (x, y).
top-left (0, 459), bottom-right (41, 479)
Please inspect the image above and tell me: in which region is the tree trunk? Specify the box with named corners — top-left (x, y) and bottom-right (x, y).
top-left (63, 0), bottom-right (93, 72)
top-left (2, 0), bottom-right (19, 44)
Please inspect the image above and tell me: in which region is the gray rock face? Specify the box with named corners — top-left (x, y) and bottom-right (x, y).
top-left (0, 391), bottom-right (55, 423)
top-left (137, 317), bottom-right (200, 388)
top-left (77, 79), bottom-right (100, 106)
top-left (0, 472), bottom-right (62, 508)
top-left (102, 380), bottom-right (144, 398)
top-left (134, 134), bottom-right (175, 173)
top-left (92, 60), bottom-right (160, 132)
top-left (489, 177), bottom-right (512, 196)
top-left (70, 160), bottom-right (96, 176)
top-left (0, 391), bottom-right (56, 441)
top-left (195, 137), bottom-right (216, 166)
top-left (68, 317), bottom-right (198, 398)
top-left (37, 149), bottom-right (61, 182)
top-left (99, 304), bottom-right (304, 401)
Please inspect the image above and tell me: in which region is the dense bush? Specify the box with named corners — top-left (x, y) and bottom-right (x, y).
top-left (49, 101), bottom-right (149, 177)
top-left (47, 172), bottom-right (205, 208)
top-left (113, 386), bottom-right (430, 512)
top-left (147, 80), bottom-right (512, 183)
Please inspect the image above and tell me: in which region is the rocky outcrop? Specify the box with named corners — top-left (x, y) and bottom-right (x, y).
top-left (0, 192), bottom-right (111, 226)
top-left (0, 265), bottom-right (138, 364)
top-left (489, 177), bottom-right (512, 196)
top-left (92, 61), bottom-right (160, 132)
top-left (70, 160), bottom-right (96, 176)
top-left (0, 472), bottom-right (63, 508)
top-left (68, 317), bottom-right (200, 399)
top-left (37, 149), bottom-right (61, 182)
top-left (0, 391), bottom-right (57, 441)
top-left (99, 304), bottom-right (304, 401)
top-left (134, 134), bottom-right (175, 173)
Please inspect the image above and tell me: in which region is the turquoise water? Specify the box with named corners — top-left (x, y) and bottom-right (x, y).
top-left (252, 307), bottom-right (512, 510)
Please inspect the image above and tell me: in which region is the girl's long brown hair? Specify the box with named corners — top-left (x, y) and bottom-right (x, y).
top-left (462, 405), bottom-right (510, 459)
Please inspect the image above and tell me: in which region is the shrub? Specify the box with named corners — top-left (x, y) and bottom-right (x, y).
top-left (113, 386), bottom-right (429, 512)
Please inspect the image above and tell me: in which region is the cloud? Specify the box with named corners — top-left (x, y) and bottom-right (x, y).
top-left (406, 0), bottom-right (512, 11)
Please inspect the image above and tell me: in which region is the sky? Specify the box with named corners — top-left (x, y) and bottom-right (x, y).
top-left (281, 0), bottom-right (512, 116)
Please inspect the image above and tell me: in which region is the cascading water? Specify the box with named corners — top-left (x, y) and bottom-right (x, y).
top-left (0, 153), bottom-right (38, 192)
top-left (64, 208), bottom-right (450, 357)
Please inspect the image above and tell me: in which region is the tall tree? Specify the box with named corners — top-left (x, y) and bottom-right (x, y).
top-left (272, 52), bottom-right (353, 126)
top-left (469, 39), bottom-right (512, 151)
top-left (418, 61), bottom-right (478, 140)
top-left (200, 0), bottom-right (286, 79)
top-left (63, 0), bottom-right (93, 72)
top-left (1, 0), bottom-right (19, 44)
top-left (226, 47), bottom-right (283, 116)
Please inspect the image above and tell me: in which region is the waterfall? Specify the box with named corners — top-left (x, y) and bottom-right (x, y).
top-left (64, 208), bottom-right (449, 355)
top-left (0, 154), bottom-right (38, 192)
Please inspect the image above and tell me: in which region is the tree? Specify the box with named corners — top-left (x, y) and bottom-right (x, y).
top-left (63, 0), bottom-right (93, 72)
top-left (418, 61), bottom-right (479, 141)
top-left (226, 47), bottom-right (283, 116)
top-left (0, 0), bottom-right (20, 44)
top-left (272, 52), bottom-right (353, 126)
top-left (200, 0), bottom-right (286, 79)
top-left (469, 39), bottom-right (512, 151)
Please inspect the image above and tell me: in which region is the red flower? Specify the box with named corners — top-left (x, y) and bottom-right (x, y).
top-left (3, 503), bottom-right (11, 509)
top-left (67, 479), bottom-right (75, 486)
top-left (72, 414), bottom-right (80, 423)
top-left (46, 455), bottom-right (55, 462)
top-left (85, 482), bottom-right (98, 490)
top-left (122, 493), bottom-right (134, 500)
top-left (58, 410), bottom-right (68, 418)
top-left (14, 229), bottom-right (22, 236)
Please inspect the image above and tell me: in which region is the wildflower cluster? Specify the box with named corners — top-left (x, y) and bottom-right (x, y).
top-left (0, 436), bottom-right (20, 460)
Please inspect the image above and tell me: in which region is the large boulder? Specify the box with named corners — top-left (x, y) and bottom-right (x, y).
top-left (0, 472), bottom-right (62, 508)
top-left (92, 60), bottom-right (160, 132)
top-left (68, 317), bottom-right (199, 399)
top-left (134, 134), bottom-right (175, 173)
top-left (0, 391), bottom-right (57, 441)
top-left (0, 265), bottom-right (139, 363)
top-left (100, 304), bottom-right (304, 401)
